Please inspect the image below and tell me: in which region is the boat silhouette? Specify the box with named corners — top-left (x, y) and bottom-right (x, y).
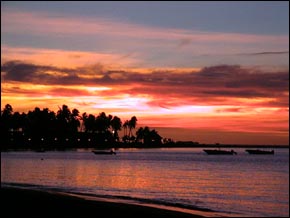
top-left (92, 149), bottom-right (116, 155)
top-left (245, 149), bottom-right (274, 155)
top-left (203, 149), bottom-right (237, 155)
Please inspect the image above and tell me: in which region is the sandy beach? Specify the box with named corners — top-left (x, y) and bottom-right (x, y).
top-left (1, 187), bottom-right (204, 218)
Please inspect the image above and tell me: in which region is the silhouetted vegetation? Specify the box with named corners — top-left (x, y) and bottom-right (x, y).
top-left (1, 104), bottom-right (173, 150)
top-left (136, 126), bottom-right (162, 146)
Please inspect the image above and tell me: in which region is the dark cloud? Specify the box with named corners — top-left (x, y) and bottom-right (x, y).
top-left (203, 89), bottom-right (269, 98)
top-left (2, 85), bottom-right (90, 97)
top-left (1, 61), bottom-right (78, 84)
top-left (100, 74), bottom-right (114, 82)
top-left (198, 65), bottom-right (243, 77)
top-left (236, 51), bottom-right (289, 56)
top-left (2, 61), bottom-right (289, 106)
top-left (193, 65), bottom-right (289, 93)
top-left (2, 61), bottom-right (49, 81)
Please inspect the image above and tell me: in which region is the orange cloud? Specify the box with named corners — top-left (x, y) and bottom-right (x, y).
top-left (1, 45), bottom-right (138, 68)
top-left (2, 63), bottom-right (288, 109)
top-left (1, 59), bottom-right (288, 145)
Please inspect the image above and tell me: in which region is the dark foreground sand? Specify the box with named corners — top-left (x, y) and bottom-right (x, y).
top-left (1, 187), bottom-right (204, 218)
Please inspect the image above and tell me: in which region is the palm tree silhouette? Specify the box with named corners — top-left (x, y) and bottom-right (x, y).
top-left (80, 112), bottom-right (88, 132)
top-left (128, 116), bottom-right (137, 143)
top-left (122, 120), bottom-right (129, 143)
top-left (1, 104), bottom-right (13, 136)
top-left (1, 103), bottom-right (167, 149)
top-left (110, 116), bottom-right (122, 142)
top-left (128, 116), bottom-right (137, 138)
top-left (136, 127), bottom-right (144, 143)
top-left (70, 108), bottom-right (80, 133)
top-left (135, 126), bottom-right (162, 145)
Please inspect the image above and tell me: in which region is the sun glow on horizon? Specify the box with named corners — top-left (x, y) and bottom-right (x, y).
top-left (1, 2), bottom-right (289, 145)
top-left (2, 72), bottom-right (289, 145)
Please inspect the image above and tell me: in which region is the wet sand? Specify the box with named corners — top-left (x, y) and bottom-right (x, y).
top-left (1, 187), bottom-right (204, 218)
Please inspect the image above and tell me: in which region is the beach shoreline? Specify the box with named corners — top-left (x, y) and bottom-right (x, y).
top-left (1, 187), bottom-right (205, 218)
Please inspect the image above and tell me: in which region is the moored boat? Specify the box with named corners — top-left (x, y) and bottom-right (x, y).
top-left (92, 149), bottom-right (116, 155)
top-left (245, 149), bottom-right (274, 155)
top-left (203, 149), bottom-right (237, 155)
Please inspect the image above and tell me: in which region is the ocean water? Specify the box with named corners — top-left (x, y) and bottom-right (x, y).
top-left (1, 148), bottom-right (289, 217)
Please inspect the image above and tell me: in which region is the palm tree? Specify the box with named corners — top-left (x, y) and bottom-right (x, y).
top-left (95, 112), bottom-right (111, 133)
top-left (1, 104), bottom-right (13, 139)
top-left (135, 126), bottom-right (162, 145)
top-left (80, 112), bottom-right (88, 132)
top-left (39, 108), bottom-right (55, 137)
top-left (85, 114), bottom-right (96, 133)
top-left (149, 129), bottom-right (162, 145)
top-left (142, 126), bottom-right (150, 144)
top-left (110, 116), bottom-right (122, 141)
top-left (70, 108), bottom-right (80, 133)
top-left (56, 105), bottom-right (71, 136)
top-left (57, 105), bottom-right (71, 123)
top-left (1, 104), bottom-right (13, 117)
top-left (128, 116), bottom-right (137, 138)
top-left (123, 120), bottom-right (129, 136)
top-left (136, 127), bottom-right (144, 143)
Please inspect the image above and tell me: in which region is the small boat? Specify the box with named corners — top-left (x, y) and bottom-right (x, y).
top-left (245, 149), bottom-right (274, 155)
top-left (203, 149), bottom-right (237, 155)
top-left (92, 149), bottom-right (116, 155)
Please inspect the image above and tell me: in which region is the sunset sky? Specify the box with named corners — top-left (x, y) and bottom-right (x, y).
top-left (1, 1), bottom-right (289, 145)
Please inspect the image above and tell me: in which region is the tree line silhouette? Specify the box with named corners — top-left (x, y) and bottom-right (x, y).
top-left (1, 104), bottom-right (168, 150)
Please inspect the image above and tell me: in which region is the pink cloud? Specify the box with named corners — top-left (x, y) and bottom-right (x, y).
top-left (2, 9), bottom-right (288, 46)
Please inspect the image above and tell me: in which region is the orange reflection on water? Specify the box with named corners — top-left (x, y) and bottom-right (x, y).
top-left (1, 149), bottom-right (289, 217)
top-left (73, 161), bottom-right (157, 191)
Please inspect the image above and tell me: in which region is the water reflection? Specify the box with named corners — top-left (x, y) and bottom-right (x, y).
top-left (1, 148), bottom-right (289, 217)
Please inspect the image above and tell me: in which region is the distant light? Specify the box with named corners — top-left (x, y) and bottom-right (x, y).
top-left (28, 138), bottom-right (31, 141)
top-left (88, 138), bottom-right (91, 142)
top-left (66, 138), bottom-right (69, 141)
top-left (41, 138), bottom-right (44, 141)
top-left (77, 138), bottom-right (80, 141)
top-left (54, 137), bottom-right (58, 141)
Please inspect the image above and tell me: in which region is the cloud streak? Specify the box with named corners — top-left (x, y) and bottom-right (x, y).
top-left (2, 61), bottom-right (288, 145)
top-left (2, 61), bottom-right (288, 109)
top-left (2, 9), bottom-right (289, 69)
top-left (236, 51), bottom-right (289, 56)
top-left (1, 45), bottom-right (138, 68)
top-left (3, 9), bottom-right (288, 44)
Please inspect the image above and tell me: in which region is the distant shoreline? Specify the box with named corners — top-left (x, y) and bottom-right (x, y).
top-left (1, 144), bottom-right (288, 152)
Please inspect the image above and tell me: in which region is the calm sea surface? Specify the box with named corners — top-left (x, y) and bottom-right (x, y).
top-left (1, 148), bottom-right (289, 217)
